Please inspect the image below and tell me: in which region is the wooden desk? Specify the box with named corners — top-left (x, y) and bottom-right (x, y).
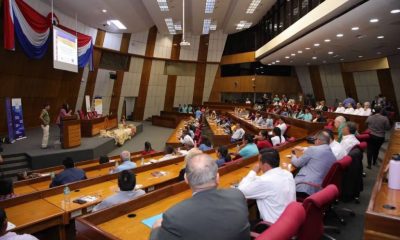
top-left (165, 120), bottom-right (187, 148)
top-left (321, 111), bottom-right (368, 132)
top-left (205, 117), bottom-right (232, 147)
top-left (75, 141), bottom-right (308, 239)
top-left (13, 185), bottom-right (38, 196)
top-left (80, 115), bottom-right (118, 137)
top-left (227, 112), bottom-right (271, 135)
top-left (5, 199), bottom-right (65, 239)
top-left (364, 130), bottom-right (400, 239)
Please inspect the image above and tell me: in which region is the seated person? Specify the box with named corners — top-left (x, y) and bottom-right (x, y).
top-left (344, 103), bottom-right (355, 114)
top-left (362, 101), bottom-right (372, 116)
top-left (334, 116), bottom-right (347, 142)
top-left (50, 157), bottom-right (87, 187)
top-left (237, 134), bottom-right (259, 158)
top-left (265, 115), bottom-right (274, 128)
top-left (323, 129), bottom-right (347, 160)
top-left (112, 151), bottom-right (137, 173)
top-left (312, 111), bottom-right (327, 123)
top-left (335, 102), bottom-right (345, 113)
top-left (198, 136), bottom-right (212, 151)
top-left (301, 108), bottom-right (313, 122)
top-left (295, 108), bottom-right (305, 120)
top-left (93, 170), bottom-right (145, 212)
top-left (215, 146), bottom-right (232, 167)
top-left (231, 123), bottom-right (245, 142)
top-left (159, 145), bottom-right (177, 161)
top-left (254, 113), bottom-right (265, 125)
top-left (141, 141), bottom-right (157, 155)
top-left (291, 131), bottom-right (336, 197)
top-left (178, 148), bottom-right (203, 181)
top-left (99, 155), bottom-right (109, 164)
top-left (352, 102), bottom-right (364, 115)
top-left (270, 127), bottom-right (286, 146)
top-left (238, 148), bottom-right (295, 223)
top-left (317, 100), bottom-right (328, 111)
top-left (255, 130), bottom-right (273, 150)
top-left (0, 179), bottom-right (16, 201)
top-left (195, 108), bottom-right (202, 120)
top-left (340, 121), bottom-right (360, 154)
top-left (0, 208), bottom-right (38, 239)
top-left (275, 117), bottom-right (287, 135)
top-left (150, 154), bottom-right (250, 240)
top-left (280, 107), bottom-right (289, 117)
top-left (179, 129), bottom-right (195, 148)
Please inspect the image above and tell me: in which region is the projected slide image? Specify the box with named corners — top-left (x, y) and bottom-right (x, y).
top-left (53, 26), bottom-right (78, 72)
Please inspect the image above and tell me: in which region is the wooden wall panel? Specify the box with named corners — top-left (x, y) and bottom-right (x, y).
top-left (132, 26), bottom-right (157, 120)
top-left (109, 33), bottom-right (131, 117)
top-left (83, 29), bottom-right (106, 112)
top-left (342, 57), bottom-right (389, 72)
top-left (341, 71), bottom-right (358, 101)
top-left (0, 24), bottom-right (83, 133)
top-left (309, 66), bottom-right (326, 101)
top-left (220, 51), bottom-right (255, 65)
top-left (164, 34), bottom-right (182, 111)
top-left (377, 69), bottom-right (399, 114)
top-left (192, 35), bottom-right (209, 105)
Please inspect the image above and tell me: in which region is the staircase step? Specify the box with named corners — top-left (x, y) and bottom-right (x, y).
top-left (1, 167), bottom-right (30, 178)
top-left (0, 162), bottom-right (29, 170)
top-left (3, 154), bottom-right (28, 164)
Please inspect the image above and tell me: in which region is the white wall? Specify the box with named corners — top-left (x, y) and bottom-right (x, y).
top-left (93, 69), bottom-right (115, 115)
top-left (353, 71), bottom-right (380, 103)
top-left (153, 33), bottom-right (173, 58)
top-left (143, 60), bottom-right (168, 119)
top-left (128, 30), bottom-right (149, 56)
top-left (295, 66), bottom-right (314, 96)
top-left (389, 54), bottom-right (400, 111)
top-left (319, 64), bottom-right (346, 105)
top-left (174, 76), bottom-right (195, 107)
top-left (207, 30), bottom-right (227, 62)
top-left (203, 64), bottom-right (218, 102)
top-left (179, 33), bottom-right (200, 61)
top-left (103, 32), bottom-right (122, 50)
top-left (117, 57), bottom-right (144, 118)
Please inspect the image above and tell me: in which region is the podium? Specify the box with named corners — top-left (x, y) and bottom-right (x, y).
top-left (61, 115), bottom-right (81, 149)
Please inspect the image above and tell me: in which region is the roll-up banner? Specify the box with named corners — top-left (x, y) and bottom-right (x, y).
top-left (11, 98), bottom-right (26, 141)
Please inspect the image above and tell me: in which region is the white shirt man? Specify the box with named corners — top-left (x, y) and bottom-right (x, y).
top-left (344, 105), bottom-right (355, 114)
top-left (335, 105), bottom-right (345, 113)
top-left (353, 107), bottom-right (364, 116)
top-left (362, 102), bottom-right (372, 116)
top-left (330, 140), bottom-right (347, 160)
top-left (180, 134), bottom-right (195, 147)
top-left (231, 126), bottom-right (245, 141)
top-left (238, 150), bottom-right (295, 223)
top-left (340, 122), bottom-right (360, 154)
top-left (254, 116), bottom-right (265, 126)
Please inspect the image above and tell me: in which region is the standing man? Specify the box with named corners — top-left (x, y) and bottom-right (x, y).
top-left (39, 103), bottom-right (50, 149)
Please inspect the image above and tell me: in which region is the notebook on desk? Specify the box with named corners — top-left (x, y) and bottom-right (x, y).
top-left (142, 213), bottom-right (163, 228)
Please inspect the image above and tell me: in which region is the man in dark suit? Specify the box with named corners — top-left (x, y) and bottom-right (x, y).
top-left (49, 157), bottom-right (87, 187)
top-left (150, 154), bottom-right (250, 240)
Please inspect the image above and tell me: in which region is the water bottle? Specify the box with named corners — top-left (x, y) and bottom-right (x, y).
top-left (50, 172), bottom-right (55, 179)
top-left (141, 157), bottom-right (144, 166)
top-left (63, 185), bottom-right (71, 204)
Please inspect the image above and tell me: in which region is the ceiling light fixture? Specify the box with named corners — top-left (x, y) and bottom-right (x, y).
top-left (157, 0), bottom-right (169, 11)
top-left (312, 56), bottom-right (317, 60)
top-left (314, 43), bottom-right (320, 47)
top-left (276, 60), bottom-right (280, 63)
top-left (351, 26), bottom-right (359, 31)
top-left (202, 19), bottom-right (212, 34)
top-left (324, 39), bottom-right (331, 42)
top-left (298, 50), bottom-right (303, 53)
top-left (236, 21), bottom-right (252, 30)
top-left (328, 51), bottom-right (334, 55)
top-left (285, 56), bottom-right (290, 59)
top-left (305, 47), bottom-right (310, 50)
top-left (370, 18), bottom-right (379, 23)
top-left (174, 24), bottom-right (182, 31)
top-left (205, 0), bottom-right (216, 13)
top-left (246, 0), bottom-right (262, 14)
top-left (336, 33), bottom-right (344, 37)
top-left (108, 20), bottom-right (127, 30)
top-left (377, 35), bottom-right (384, 39)
top-left (391, 9), bottom-right (400, 14)
top-left (180, 0), bottom-right (190, 46)
top-left (340, 58), bottom-right (344, 61)
top-left (165, 18), bottom-right (176, 34)
top-left (291, 53), bottom-right (296, 56)
top-left (377, 52), bottom-right (382, 55)
top-left (102, 9), bottom-right (107, 13)
top-left (358, 55), bottom-right (363, 58)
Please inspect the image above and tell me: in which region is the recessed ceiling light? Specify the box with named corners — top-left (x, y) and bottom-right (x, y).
top-left (291, 53), bottom-right (296, 56)
top-left (272, 62), bottom-right (276, 65)
top-left (351, 26), bottom-right (359, 31)
top-left (157, 0), bottom-right (169, 11)
top-left (312, 56), bottom-right (317, 60)
top-left (236, 20), bottom-right (252, 30)
top-left (268, 64), bottom-right (271, 66)
top-left (246, 0), bottom-right (262, 14)
top-left (391, 9), bottom-right (400, 14)
top-left (305, 47), bottom-right (310, 50)
top-left (377, 35), bottom-right (384, 39)
top-left (108, 20), bottom-right (127, 30)
top-left (205, 0), bottom-right (216, 13)
top-left (314, 43), bottom-right (320, 47)
top-left (370, 18), bottom-right (379, 23)
top-left (298, 50), bottom-right (303, 53)
top-left (102, 9), bottom-right (107, 13)
top-left (324, 39), bottom-right (331, 42)
top-left (276, 60), bottom-right (280, 63)
top-left (285, 56), bottom-right (290, 59)
top-left (340, 58), bottom-right (344, 61)
top-left (322, 60), bottom-right (327, 64)
top-left (358, 55), bottom-right (363, 58)
top-left (306, 63), bottom-right (310, 65)
top-left (377, 52), bottom-right (382, 55)
top-left (398, 47), bottom-right (400, 50)
top-left (336, 33), bottom-right (344, 37)
top-left (328, 51), bottom-right (334, 55)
